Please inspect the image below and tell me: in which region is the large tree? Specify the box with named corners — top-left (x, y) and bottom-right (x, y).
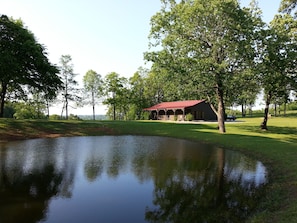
top-left (145, 0), bottom-right (259, 133)
top-left (83, 70), bottom-right (103, 120)
top-left (143, 67), bottom-right (168, 105)
top-left (257, 14), bottom-right (297, 130)
top-left (0, 15), bottom-right (62, 117)
top-left (128, 67), bottom-right (151, 120)
top-left (59, 55), bottom-right (80, 119)
top-left (103, 72), bottom-right (128, 120)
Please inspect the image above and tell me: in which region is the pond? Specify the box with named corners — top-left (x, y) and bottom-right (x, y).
top-left (0, 136), bottom-right (267, 223)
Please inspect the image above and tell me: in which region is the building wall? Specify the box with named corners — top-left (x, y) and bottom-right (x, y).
top-left (188, 101), bottom-right (217, 120)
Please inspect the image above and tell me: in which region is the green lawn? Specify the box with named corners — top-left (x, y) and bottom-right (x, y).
top-left (0, 115), bottom-right (297, 222)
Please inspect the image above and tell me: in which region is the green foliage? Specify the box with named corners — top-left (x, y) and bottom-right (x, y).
top-left (145, 0), bottom-right (261, 133)
top-left (103, 72), bottom-right (129, 120)
top-left (0, 15), bottom-right (62, 117)
top-left (279, 101), bottom-right (297, 111)
top-left (13, 102), bottom-right (46, 119)
top-left (59, 55), bottom-right (81, 120)
top-left (142, 111), bottom-right (150, 120)
top-left (49, 114), bottom-right (62, 120)
top-left (230, 69), bottom-right (261, 115)
top-left (126, 104), bottom-right (138, 120)
top-left (83, 69), bottom-right (103, 120)
top-left (143, 0), bottom-right (297, 132)
top-left (256, 13), bottom-right (297, 129)
top-left (288, 101), bottom-right (297, 110)
top-left (3, 102), bottom-right (15, 118)
top-left (142, 69), bottom-right (167, 105)
top-left (129, 68), bottom-right (151, 119)
top-left (280, 0), bottom-right (297, 16)
top-left (185, 113), bottom-right (193, 121)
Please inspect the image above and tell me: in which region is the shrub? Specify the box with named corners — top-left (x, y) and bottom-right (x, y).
top-left (142, 111), bottom-right (150, 120)
top-left (49, 114), bottom-right (62, 120)
top-left (185, 113), bottom-right (193, 121)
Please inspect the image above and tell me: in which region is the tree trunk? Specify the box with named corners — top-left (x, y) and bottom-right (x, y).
top-left (261, 92), bottom-right (272, 130)
top-left (92, 105), bottom-right (95, 120)
top-left (65, 98), bottom-right (68, 120)
top-left (112, 103), bottom-right (116, 120)
top-left (61, 101), bottom-right (65, 119)
top-left (217, 98), bottom-right (226, 133)
top-left (46, 99), bottom-right (50, 119)
top-left (216, 82), bottom-right (226, 133)
top-left (241, 104), bottom-right (245, 117)
top-left (112, 92), bottom-right (116, 120)
top-left (92, 91), bottom-right (95, 120)
top-left (210, 77), bottom-right (226, 133)
top-left (65, 78), bottom-right (68, 120)
top-left (0, 82), bottom-right (7, 118)
top-left (249, 105), bottom-right (253, 117)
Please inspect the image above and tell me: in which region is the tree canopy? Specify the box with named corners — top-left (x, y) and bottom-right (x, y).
top-left (0, 15), bottom-right (62, 117)
top-left (59, 55), bottom-right (80, 119)
top-left (257, 12), bottom-right (297, 129)
top-left (83, 70), bottom-right (103, 120)
top-left (103, 72), bottom-right (128, 120)
top-left (145, 0), bottom-right (261, 133)
top-left (280, 0), bottom-right (297, 16)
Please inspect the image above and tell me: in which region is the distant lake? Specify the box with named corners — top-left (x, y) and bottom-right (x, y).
top-left (0, 136), bottom-right (267, 223)
top-left (78, 114), bottom-right (107, 120)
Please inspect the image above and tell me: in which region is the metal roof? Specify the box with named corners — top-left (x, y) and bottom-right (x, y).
top-left (144, 100), bottom-right (205, 111)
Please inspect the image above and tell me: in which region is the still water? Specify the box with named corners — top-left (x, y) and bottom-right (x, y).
top-left (0, 136), bottom-right (267, 223)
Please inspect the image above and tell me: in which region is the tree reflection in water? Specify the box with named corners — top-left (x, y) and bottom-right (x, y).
top-left (0, 136), bottom-right (267, 223)
top-left (145, 148), bottom-right (267, 223)
top-left (0, 139), bottom-right (75, 223)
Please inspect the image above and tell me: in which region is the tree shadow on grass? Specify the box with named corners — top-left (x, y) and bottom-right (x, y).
top-left (237, 125), bottom-right (297, 144)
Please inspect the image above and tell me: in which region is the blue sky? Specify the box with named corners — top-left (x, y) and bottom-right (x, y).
top-left (1, 0), bottom-right (281, 115)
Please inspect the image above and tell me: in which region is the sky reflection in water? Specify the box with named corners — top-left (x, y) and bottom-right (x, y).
top-left (0, 136), bottom-right (267, 223)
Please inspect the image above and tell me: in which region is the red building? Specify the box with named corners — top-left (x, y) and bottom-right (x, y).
top-left (144, 100), bottom-right (217, 121)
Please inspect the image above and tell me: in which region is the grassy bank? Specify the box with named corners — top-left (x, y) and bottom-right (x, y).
top-left (0, 116), bottom-right (297, 222)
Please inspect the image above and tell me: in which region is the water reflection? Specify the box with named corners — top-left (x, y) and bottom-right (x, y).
top-left (0, 136), bottom-right (267, 223)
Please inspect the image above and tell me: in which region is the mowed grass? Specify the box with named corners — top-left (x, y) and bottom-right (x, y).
top-left (0, 115), bottom-right (297, 222)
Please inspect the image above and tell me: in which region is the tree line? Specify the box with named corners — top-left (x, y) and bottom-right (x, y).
top-left (0, 0), bottom-right (296, 133)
